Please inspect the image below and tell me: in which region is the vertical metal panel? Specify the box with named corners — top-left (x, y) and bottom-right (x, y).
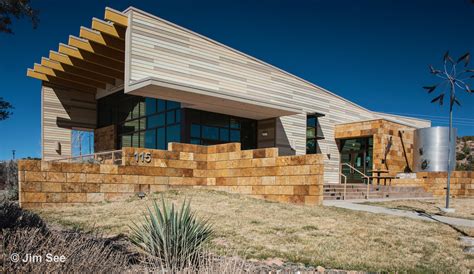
top-left (413, 127), bottom-right (457, 172)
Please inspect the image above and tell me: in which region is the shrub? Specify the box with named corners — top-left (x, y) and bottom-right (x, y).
top-left (456, 152), bottom-right (466, 161)
top-left (0, 200), bottom-right (47, 231)
top-left (461, 144), bottom-right (471, 155)
top-left (2, 201), bottom-right (132, 272)
top-left (4, 229), bottom-right (130, 272)
top-left (129, 197), bottom-right (214, 271)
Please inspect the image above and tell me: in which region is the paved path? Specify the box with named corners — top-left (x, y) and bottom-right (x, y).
top-left (323, 200), bottom-right (474, 228)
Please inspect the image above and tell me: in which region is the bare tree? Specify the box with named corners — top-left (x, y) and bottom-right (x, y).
top-left (423, 51), bottom-right (473, 209)
top-left (0, 0), bottom-right (39, 34)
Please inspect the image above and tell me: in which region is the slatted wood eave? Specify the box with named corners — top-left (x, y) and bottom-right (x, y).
top-left (26, 7), bottom-right (128, 94)
top-left (40, 57), bottom-right (116, 85)
top-left (49, 51), bottom-right (124, 80)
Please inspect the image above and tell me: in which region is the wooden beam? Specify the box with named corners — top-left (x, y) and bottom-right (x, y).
top-left (27, 68), bottom-right (48, 81)
top-left (41, 57), bottom-right (116, 85)
top-left (49, 51), bottom-right (123, 79)
top-left (68, 35), bottom-right (124, 62)
top-left (92, 18), bottom-right (125, 40)
top-left (34, 63), bottom-right (106, 89)
top-left (104, 7), bottom-right (128, 27)
top-left (80, 27), bottom-right (125, 52)
top-left (58, 43), bottom-right (124, 72)
top-left (28, 68), bottom-right (96, 93)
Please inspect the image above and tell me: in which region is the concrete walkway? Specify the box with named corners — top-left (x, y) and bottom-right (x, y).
top-left (323, 200), bottom-right (474, 228)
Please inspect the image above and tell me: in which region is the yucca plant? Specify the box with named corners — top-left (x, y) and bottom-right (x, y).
top-left (129, 197), bottom-right (214, 271)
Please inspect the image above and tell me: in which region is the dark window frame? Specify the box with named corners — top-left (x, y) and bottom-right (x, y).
top-left (306, 114), bottom-right (324, 154)
top-left (97, 91), bottom-right (181, 149)
top-left (183, 108), bottom-right (256, 150)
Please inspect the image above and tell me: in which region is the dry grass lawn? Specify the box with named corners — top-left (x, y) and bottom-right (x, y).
top-left (36, 190), bottom-right (473, 272)
top-left (365, 198), bottom-right (474, 220)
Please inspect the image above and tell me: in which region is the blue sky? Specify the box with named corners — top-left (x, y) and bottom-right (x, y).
top-left (0, 0), bottom-right (473, 160)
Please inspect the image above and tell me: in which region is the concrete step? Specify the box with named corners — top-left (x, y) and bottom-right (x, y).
top-left (324, 192), bottom-right (387, 198)
top-left (323, 184), bottom-right (433, 200)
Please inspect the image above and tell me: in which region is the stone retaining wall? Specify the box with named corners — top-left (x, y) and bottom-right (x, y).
top-left (391, 171), bottom-right (474, 198)
top-left (18, 143), bottom-right (324, 208)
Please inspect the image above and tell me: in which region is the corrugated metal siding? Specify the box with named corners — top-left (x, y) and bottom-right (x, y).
top-left (126, 9), bottom-right (430, 183)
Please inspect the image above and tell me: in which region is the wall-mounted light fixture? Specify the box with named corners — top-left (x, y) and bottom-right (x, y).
top-left (55, 142), bottom-right (61, 155)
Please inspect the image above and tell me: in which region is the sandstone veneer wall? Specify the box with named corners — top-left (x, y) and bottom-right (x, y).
top-left (335, 119), bottom-right (415, 176)
top-left (18, 143), bottom-right (324, 208)
top-left (392, 171), bottom-right (474, 198)
top-left (94, 125), bottom-right (117, 152)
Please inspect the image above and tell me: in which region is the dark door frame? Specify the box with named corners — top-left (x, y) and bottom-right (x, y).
top-left (337, 136), bottom-right (373, 184)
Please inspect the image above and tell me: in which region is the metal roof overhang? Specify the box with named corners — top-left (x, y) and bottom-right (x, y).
top-left (126, 77), bottom-right (302, 120)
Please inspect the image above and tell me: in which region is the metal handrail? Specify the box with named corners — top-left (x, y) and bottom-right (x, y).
top-left (340, 162), bottom-right (371, 199)
top-left (49, 149), bottom-right (122, 165)
top-left (340, 173), bottom-right (347, 200)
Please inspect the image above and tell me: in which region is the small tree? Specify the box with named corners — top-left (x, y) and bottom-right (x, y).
top-left (0, 97), bottom-right (14, 121)
top-left (424, 51), bottom-right (473, 209)
top-left (0, 0), bottom-right (39, 34)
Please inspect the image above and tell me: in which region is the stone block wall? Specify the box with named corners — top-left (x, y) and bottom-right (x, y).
top-left (391, 171), bottom-right (474, 198)
top-left (335, 119), bottom-right (416, 176)
top-left (18, 143), bottom-right (324, 208)
top-left (418, 171), bottom-right (473, 198)
top-left (94, 125), bottom-right (117, 152)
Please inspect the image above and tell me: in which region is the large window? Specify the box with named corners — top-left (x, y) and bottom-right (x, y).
top-left (97, 91), bottom-right (181, 150)
top-left (183, 109), bottom-right (257, 150)
top-left (97, 92), bottom-right (258, 150)
top-left (306, 114), bottom-right (324, 154)
top-left (71, 130), bottom-right (94, 156)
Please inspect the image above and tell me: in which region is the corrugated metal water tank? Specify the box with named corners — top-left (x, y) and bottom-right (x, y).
top-left (413, 127), bottom-right (457, 172)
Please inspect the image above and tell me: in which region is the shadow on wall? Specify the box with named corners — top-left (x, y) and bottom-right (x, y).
top-left (47, 84), bottom-right (97, 130)
top-left (275, 118), bottom-right (295, 156)
top-left (273, 117), bottom-right (325, 156)
top-left (381, 129), bottom-right (414, 174)
top-left (398, 131), bottom-right (412, 173)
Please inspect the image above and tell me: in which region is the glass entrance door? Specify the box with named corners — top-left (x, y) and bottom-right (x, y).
top-left (340, 137), bottom-right (373, 184)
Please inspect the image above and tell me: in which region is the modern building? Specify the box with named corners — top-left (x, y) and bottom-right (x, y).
top-left (27, 7), bottom-right (431, 184)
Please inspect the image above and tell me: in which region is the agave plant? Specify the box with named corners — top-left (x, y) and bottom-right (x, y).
top-left (129, 197), bottom-right (214, 271)
top-left (423, 51), bottom-right (473, 209)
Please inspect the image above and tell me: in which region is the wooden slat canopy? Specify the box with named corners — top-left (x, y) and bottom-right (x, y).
top-left (27, 7), bottom-right (128, 94)
top-left (41, 57), bottom-right (116, 85)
